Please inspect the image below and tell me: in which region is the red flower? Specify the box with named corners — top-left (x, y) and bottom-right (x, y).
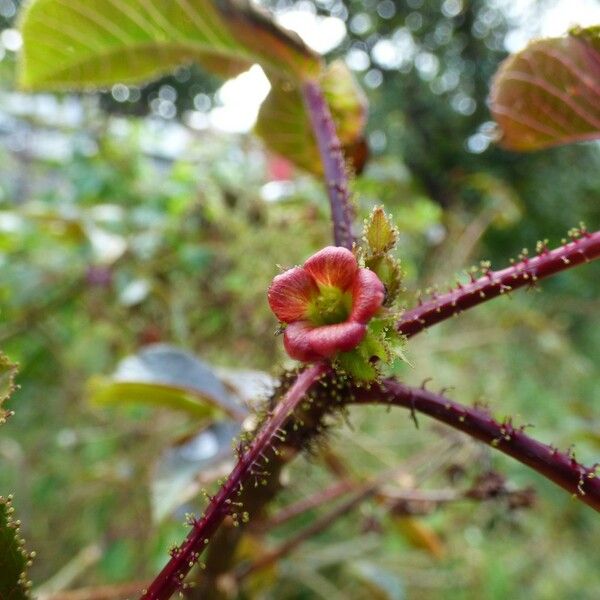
top-left (268, 247), bottom-right (385, 361)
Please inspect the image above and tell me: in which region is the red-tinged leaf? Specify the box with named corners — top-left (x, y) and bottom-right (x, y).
top-left (572, 24), bottom-right (600, 50)
top-left (490, 27), bottom-right (600, 151)
top-left (256, 60), bottom-right (369, 174)
top-left (218, 0), bottom-right (320, 80)
top-left (18, 2), bottom-right (368, 176)
top-left (18, 0), bottom-right (319, 90)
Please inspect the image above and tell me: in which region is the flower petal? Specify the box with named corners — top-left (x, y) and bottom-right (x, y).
top-left (268, 267), bottom-right (319, 323)
top-left (350, 268), bottom-right (385, 323)
top-left (303, 246), bottom-right (358, 291)
top-left (283, 322), bottom-right (322, 362)
top-left (307, 321), bottom-right (366, 358)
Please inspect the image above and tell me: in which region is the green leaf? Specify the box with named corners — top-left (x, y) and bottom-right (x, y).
top-left (18, 2), bottom-right (368, 174)
top-left (18, 0), bottom-right (319, 91)
top-left (364, 255), bottom-right (403, 306)
top-left (0, 496), bottom-right (32, 600)
top-left (336, 349), bottom-right (378, 382)
top-left (89, 344), bottom-right (247, 420)
top-left (490, 25), bottom-right (600, 151)
top-left (364, 207), bottom-right (398, 255)
top-left (89, 379), bottom-right (224, 418)
top-left (361, 207), bottom-right (403, 307)
top-left (359, 331), bottom-right (389, 363)
top-left (0, 353), bottom-right (17, 426)
top-left (255, 60), bottom-right (368, 174)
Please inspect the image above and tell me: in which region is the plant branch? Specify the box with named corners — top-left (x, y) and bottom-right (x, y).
top-left (399, 229), bottom-right (600, 337)
top-left (236, 483), bottom-right (376, 582)
top-left (143, 227), bottom-right (600, 597)
top-left (302, 80), bottom-right (355, 249)
top-left (257, 438), bottom-right (458, 534)
top-left (238, 467), bottom-right (532, 582)
top-left (352, 379), bottom-right (600, 512)
top-left (141, 362), bottom-right (328, 600)
top-left (256, 479), bottom-right (354, 531)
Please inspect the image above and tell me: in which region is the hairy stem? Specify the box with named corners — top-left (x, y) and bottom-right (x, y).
top-left (141, 363), bottom-right (328, 600)
top-left (144, 231), bottom-right (600, 597)
top-left (399, 229), bottom-right (600, 337)
top-left (302, 80), bottom-right (355, 249)
top-left (353, 380), bottom-right (600, 512)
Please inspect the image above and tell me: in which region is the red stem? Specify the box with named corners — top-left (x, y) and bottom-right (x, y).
top-left (353, 380), bottom-right (600, 512)
top-left (302, 80), bottom-right (355, 249)
top-left (399, 229), bottom-right (600, 337)
top-left (143, 230), bottom-right (600, 597)
top-left (140, 362), bottom-right (328, 600)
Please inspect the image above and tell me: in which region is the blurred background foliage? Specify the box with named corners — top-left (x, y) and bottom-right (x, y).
top-left (1, 0), bottom-right (600, 598)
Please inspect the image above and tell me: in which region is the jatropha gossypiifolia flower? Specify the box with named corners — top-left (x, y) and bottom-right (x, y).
top-left (268, 246), bottom-right (385, 361)
top-left (268, 207), bottom-right (407, 381)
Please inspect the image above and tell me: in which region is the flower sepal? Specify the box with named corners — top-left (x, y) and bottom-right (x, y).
top-left (364, 254), bottom-right (403, 306)
top-left (364, 206), bottom-right (398, 254)
top-left (335, 316), bottom-right (407, 381)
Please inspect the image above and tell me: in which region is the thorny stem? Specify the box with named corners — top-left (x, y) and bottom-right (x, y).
top-left (144, 231), bottom-right (600, 597)
top-left (140, 362), bottom-right (328, 600)
top-left (398, 229), bottom-right (600, 337)
top-left (353, 380), bottom-right (600, 512)
top-left (302, 80), bottom-right (355, 249)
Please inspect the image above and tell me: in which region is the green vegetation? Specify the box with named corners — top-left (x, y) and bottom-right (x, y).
top-left (0, 0), bottom-right (599, 598)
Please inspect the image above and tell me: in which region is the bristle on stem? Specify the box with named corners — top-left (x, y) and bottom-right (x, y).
top-left (398, 229), bottom-right (600, 337)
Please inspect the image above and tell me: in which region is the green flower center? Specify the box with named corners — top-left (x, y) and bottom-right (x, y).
top-left (307, 285), bottom-right (352, 326)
